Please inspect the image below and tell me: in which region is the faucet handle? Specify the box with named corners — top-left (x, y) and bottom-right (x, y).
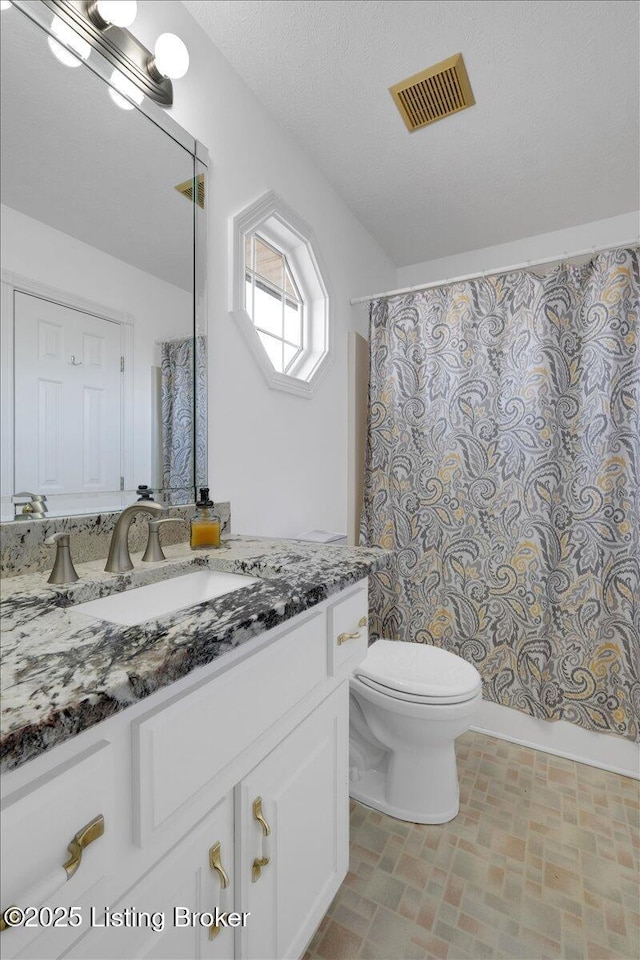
top-left (142, 518), bottom-right (185, 563)
top-left (44, 532), bottom-right (69, 546)
top-left (45, 532), bottom-right (79, 585)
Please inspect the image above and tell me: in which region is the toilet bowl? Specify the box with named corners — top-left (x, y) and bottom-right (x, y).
top-left (349, 639), bottom-right (482, 824)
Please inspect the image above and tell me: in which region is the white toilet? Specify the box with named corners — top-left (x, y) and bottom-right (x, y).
top-left (349, 639), bottom-right (482, 824)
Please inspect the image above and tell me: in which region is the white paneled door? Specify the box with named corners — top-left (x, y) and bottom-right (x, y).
top-left (14, 292), bottom-right (123, 496)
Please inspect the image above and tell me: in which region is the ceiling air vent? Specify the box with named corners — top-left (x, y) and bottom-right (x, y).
top-left (390, 53), bottom-right (475, 132)
top-left (174, 173), bottom-right (205, 209)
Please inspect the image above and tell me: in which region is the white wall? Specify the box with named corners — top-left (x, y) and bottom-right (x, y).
top-left (1, 204), bottom-right (192, 499)
top-left (396, 211), bottom-right (639, 287)
top-left (472, 701), bottom-right (638, 781)
top-left (130, 1), bottom-right (396, 538)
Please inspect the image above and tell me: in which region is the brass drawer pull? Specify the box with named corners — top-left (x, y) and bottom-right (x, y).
top-left (1, 814), bottom-right (105, 933)
top-left (252, 854), bottom-right (270, 883)
top-left (337, 631), bottom-right (361, 646)
top-left (252, 796), bottom-right (271, 883)
top-left (63, 815), bottom-right (105, 879)
top-left (359, 616), bottom-right (368, 627)
top-left (208, 841), bottom-right (230, 940)
top-left (209, 841), bottom-right (230, 889)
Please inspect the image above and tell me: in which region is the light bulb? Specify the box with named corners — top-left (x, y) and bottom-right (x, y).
top-left (108, 68), bottom-right (144, 110)
top-left (153, 33), bottom-right (189, 79)
top-left (95, 1), bottom-right (137, 28)
top-left (1, 2), bottom-right (13, 11)
top-left (48, 16), bottom-right (91, 68)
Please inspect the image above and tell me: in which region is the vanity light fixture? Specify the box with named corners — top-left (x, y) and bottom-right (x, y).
top-left (48, 13), bottom-right (91, 67)
top-left (87, 0), bottom-right (137, 30)
top-left (40, 1), bottom-right (189, 105)
top-left (149, 33), bottom-right (189, 81)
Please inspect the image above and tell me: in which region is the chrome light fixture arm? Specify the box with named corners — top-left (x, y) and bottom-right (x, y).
top-left (37, 0), bottom-right (179, 105)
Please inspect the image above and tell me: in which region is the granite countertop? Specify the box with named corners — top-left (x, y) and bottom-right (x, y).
top-left (1, 536), bottom-right (391, 773)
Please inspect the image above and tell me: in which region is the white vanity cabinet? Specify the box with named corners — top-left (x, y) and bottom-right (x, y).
top-left (237, 688), bottom-right (348, 960)
top-left (0, 580), bottom-right (369, 960)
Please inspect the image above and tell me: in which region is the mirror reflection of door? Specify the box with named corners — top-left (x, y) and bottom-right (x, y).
top-left (14, 293), bottom-right (123, 501)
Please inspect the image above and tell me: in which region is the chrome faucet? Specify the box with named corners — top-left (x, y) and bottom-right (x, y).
top-left (105, 502), bottom-right (166, 573)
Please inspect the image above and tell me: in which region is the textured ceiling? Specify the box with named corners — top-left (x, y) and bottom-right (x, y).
top-left (184, 0), bottom-right (640, 267)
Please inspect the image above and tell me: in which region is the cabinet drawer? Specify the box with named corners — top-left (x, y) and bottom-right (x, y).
top-left (328, 581), bottom-right (369, 676)
top-left (134, 609), bottom-right (327, 844)
top-left (0, 741), bottom-right (113, 960)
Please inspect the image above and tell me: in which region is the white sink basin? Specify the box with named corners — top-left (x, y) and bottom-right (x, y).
top-left (75, 569), bottom-right (261, 626)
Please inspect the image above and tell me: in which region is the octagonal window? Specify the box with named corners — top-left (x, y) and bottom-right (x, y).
top-left (231, 192), bottom-right (332, 397)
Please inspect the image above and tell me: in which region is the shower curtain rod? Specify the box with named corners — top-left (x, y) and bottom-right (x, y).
top-left (349, 238), bottom-right (640, 305)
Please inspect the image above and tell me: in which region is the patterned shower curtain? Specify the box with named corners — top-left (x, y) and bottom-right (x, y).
top-left (161, 335), bottom-right (207, 504)
top-left (363, 247), bottom-right (640, 742)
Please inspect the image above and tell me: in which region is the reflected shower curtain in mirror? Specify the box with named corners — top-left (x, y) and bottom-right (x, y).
top-left (161, 336), bottom-right (206, 503)
top-left (363, 247), bottom-right (639, 741)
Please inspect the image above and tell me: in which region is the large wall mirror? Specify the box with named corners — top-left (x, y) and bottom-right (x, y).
top-left (0, 1), bottom-right (208, 522)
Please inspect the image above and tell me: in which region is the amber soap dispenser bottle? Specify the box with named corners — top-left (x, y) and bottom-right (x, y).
top-left (190, 487), bottom-right (221, 549)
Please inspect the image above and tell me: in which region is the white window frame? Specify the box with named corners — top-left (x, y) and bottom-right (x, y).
top-left (230, 191), bottom-right (332, 397)
top-left (245, 233), bottom-right (305, 376)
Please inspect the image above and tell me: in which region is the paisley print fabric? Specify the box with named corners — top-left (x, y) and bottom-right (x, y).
top-left (363, 248), bottom-right (640, 742)
top-left (161, 335), bottom-right (207, 503)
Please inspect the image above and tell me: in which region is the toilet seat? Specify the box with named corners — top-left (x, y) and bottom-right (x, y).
top-left (353, 675), bottom-right (480, 705)
top-left (354, 639), bottom-right (482, 705)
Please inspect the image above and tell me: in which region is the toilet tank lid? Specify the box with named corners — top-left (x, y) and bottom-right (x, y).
top-left (356, 639), bottom-right (482, 700)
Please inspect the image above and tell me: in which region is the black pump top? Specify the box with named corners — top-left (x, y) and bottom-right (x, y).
top-left (136, 485), bottom-right (154, 501)
top-left (196, 487), bottom-right (214, 508)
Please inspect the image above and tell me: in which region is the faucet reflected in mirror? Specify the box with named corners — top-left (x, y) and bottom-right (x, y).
top-left (12, 493), bottom-right (48, 521)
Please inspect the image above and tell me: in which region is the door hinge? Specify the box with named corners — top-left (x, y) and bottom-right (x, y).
top-left (120, 477), bottom-right (124, 491)
top-left (120, 356), bottom-right (125, 373)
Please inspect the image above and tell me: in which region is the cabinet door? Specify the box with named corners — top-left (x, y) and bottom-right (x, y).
top-left (237, 687), bottom-right (349, 960)
top-left (67, 794), bottom-right (235, 960)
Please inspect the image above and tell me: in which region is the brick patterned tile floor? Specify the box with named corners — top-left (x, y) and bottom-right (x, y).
top-left (304, 732), bottom-right (640, 960)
